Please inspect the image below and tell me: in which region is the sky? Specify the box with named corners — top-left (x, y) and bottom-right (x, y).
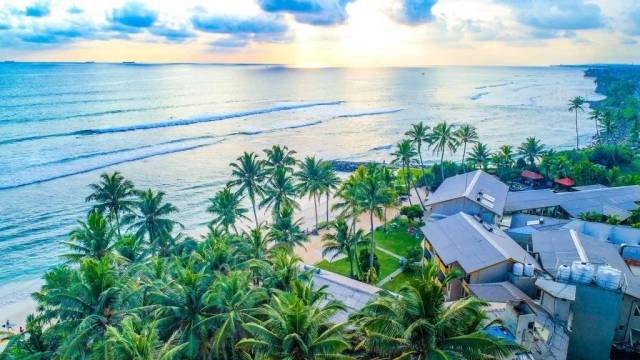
top-left (1, 0), bottom-right (640, 66)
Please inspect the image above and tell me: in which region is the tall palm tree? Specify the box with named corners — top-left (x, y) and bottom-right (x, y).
top-left (319, 161), bottom-right (341, 224)
top-left (125, 189), bottom-right (180, 256)
top-left (229, 152), bottom-right (266, 228)
top-left (237, 290), bottom-right (350, 359)
top-left (260, 166), bottom-right (299, 218)
top-left (295, 156), bottom-right (324, 232)
top-left (392, 140), bottom-right (423, 207)
top-left (351, 261), bottom-right (522, 359)
top-left (264, 248), bottom-right (303, 291)
top-left (379, 165), bottom-right (399, 233)
top-left (405, 121), bottom-right (430, 175)
top-left (332, 176), bottom-right (363, 238)
top-left (356, 165), bottom-right (386, 269)
top-left (268, 206), bottom-right (307, 249)
top-left (468, 142), bottom-right (491, 171)
top-left (85, 171), bottom-right (136, 238)
top-left (455, 124), bottom-right (479, 172)
top-left (62, 210), bottom-right (116, 262)
top-left (589, 108), bottom-right (603, 138)
top-left (517, 137), bottom-right (545, 168)
top-left (322, 217), bottom-right (356, 277)
top-left (263, 144), bottom-right (297, 175)
top-left (493, 145), bottom-right (515, 180)
top-left (207, 186), bottom-right (248, 234)
top-left (106, 316), bottom-right (184, 360)
top-left (430, 121), bottom-right (459, 182)
top-left (568, 96), bottom-right (586, 149)
top-left (599, 111), bottom-right (618, 144)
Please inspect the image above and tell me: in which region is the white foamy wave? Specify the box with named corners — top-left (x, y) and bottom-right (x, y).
top-left (469, 92), bottom-right (489, 100)
top-left (335, 108), bottom-right (404, 118)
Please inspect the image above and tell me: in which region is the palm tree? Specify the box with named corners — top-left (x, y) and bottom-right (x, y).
top-left (268, 206), bottom-right (307, 249)
top-left (237, 290), bottom-right (350, 359)
top-left (260, 166), bottom-right (299, 218)
top-left (356, 165), bottom-right (386, 269)
top-left (106, 316), bottom-right (184, 360)
top-left (379, 165), bottom-right (399, 233)
top-left (589, 108), bottom-right (603, 138)
top-left (517, 137), bottom-right (545, 168)
top-left (125, 189), bottom-right (181, 256)
top-left (468, 142), bottom-right (491, 171)
top-left (207, 186), bottom-right (248, 234)
top-left (455, 124), bottom-right (479, 172)
top-left (322, 217), bottom-right (356, 277)
top-left (392, 139), bottom-right (424, 207)
top-left (351, 260), bottom-right (522, 359)
top-left (568, 96), bottom-right (586, 149)
top-left (493, 145), bottom-right (514, 180)
top-left (599, 111), bottom-right (618, 144)
top-left (85, 171), bottom-right (136, 238)
top-left (319, 161), bottom-right (341, 224)
top-left (332, 176), bottom-right (363, 238)
top-left (264, 248), bottom-right (303, 291)
top-left (229, 152), bottom-right (266, 228)
top-left (62, 210), bottom-right (116, 262)
top-left (295, 156), bottom-right (324, 232)
top-left (405, 121), bottom-right (430, 175)
top-left (430, 121), bottom-right (459, 182)
top-left (263, 144), bottom-right (297, 175)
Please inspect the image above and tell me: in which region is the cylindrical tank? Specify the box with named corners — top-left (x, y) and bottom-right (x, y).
top-left (596, 265), bottom-right (622, 290)
top-left (571, 261), bottom-right (595, 284)
top-left (512, 263), bottom-right (524, 276)
top-left (523, 263), bottom-right (535, 277)
top-left (556, 264), bottom-right (571, 282)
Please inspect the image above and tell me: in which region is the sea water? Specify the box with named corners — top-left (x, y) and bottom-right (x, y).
top-left (0, 63), bottom-right (602, 305)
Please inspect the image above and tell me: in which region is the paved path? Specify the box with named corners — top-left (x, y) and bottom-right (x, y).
top-left (376, 246), bottom-right (401, 259)
top-left (376, 267), bottom-right (404, 287)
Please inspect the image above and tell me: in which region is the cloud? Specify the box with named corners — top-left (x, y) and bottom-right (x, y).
top-left (499, 0), bottom-right (603, 31)
top-left (25, 1), bottom-right (50, 17)
top-left (149, 27), bottom-right (195, 42)
top-left (257, 0), bottom-right (354, 26)
top-left (67, 5), bottom-right (83, 15)
top-left (110, 1), bottom-right (158, 28)
top-left (392, 0), bottom-right (438, 25)
top-left (192, 13), bottom-right (287, 35)
top-left (628, 7), bottom-right (640, 36)
top-left (209, 35), bottom-right (250, 48)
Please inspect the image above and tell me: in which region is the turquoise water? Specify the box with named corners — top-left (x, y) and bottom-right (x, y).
top-left (0, 63), bottom-right (601, 304)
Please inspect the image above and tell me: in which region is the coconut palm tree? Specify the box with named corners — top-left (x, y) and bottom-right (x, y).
top-left (260, 166), bottom-right (299, 219)
top-left (467, 142), bottom-right (491, 171)
top-left (356, 165), bottom-right (386, 269)
top-left (589, 108), bottom-right (603, 138)
top-left (599, 110), bottom-right (618, 144)
top-left (268, 206), bottom-right (307, 250)
top-left (229, 152), bottom-right (266, 228)
top-left (429, 121), bottom-right (459, 182)
top-left (517, 137), bottom-right (545, 168)
top-left (295, 156), bottom-right (324, 232)
top-left (568, 96), bottom-right (586, 149)
top-left (493, 145), bottom-right (514, 180)
top-left (379, 165), bottom-right (400, 233)
top-left (455, 124), bottom-right (479, 172)
top-left (263, 248), bottom-right (303, 291)
top-left (319, 161), bottom-right (341, 224)
top-left (106, 316), bottom-right (184, 360)
top-left (62, 210), bottom-right (116, 262)
top-left (322, 217), bottom-right (357, 277)
top-left (207, 186), bottom-right (248, 234)
top-left (125, 189), bottom-right (180, 256)
top-left (263, 144), bottom-right (297, 175)
top-left (332, 176), bottom-right (363, 238)
top-left (351, 260), bottom-right (522, 359)
top-left (237, 290), bottom-right (350, 359)
top-left (86, 171), bottom-right (136, 238)
top-left (405, 121), bottom-right (430, 175)
top-left (392, 139), bottom-right (424, 207)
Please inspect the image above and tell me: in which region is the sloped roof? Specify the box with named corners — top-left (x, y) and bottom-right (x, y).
top-left (562, 220), bottom-right (640, 246)
top-left (422, 212), bottom-right (540, 274)
top-left (535, 278), bottom-right (576, 301)
top-left (505, 185), bottom-right (640, 220)
top-left (469, 281), bottom-right (533, 303)
top-left (426, 170), bottom-right (508, 215)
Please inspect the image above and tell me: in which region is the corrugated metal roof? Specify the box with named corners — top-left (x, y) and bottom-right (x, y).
top-left (535, 278), bottom-right (576, 301)
top-left (505, 185), bottom-right (640, 220)
top-left (426, 170), bottom-right (508, 215)
top-left (469, 281), bottom-right (532, 303)
top-left (422, 212), bottom-right (539, 274)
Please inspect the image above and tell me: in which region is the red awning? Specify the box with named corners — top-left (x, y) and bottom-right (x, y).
top-left (555, 177), bottom-right (575, 187)
top-left (521, 170), bottom-right (544, 180)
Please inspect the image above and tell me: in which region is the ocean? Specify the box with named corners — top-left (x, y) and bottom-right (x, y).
top-left (0, 63), bottom-right (602, 305)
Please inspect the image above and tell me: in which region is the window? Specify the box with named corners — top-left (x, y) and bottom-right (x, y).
top-left (634, 305), bottom-right (640, 317)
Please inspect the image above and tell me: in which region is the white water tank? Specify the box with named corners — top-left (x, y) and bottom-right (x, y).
top-left (523, 263), bottom-right (535, 277)
top-left (596, 265), bottom-right (623, 290)
top-left (556, 265), bottom-right (571, 282)
top-left (512, 263), bottom-right (524, 276)
top-left (571, 261), bottom-right (595, 284)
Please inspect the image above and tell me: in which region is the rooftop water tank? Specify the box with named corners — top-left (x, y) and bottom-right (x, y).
top-left (556, 264), bottom-right (571, 282)
top-left (596, 265), bottom-right (622, 290)
top-left (571, 261), bottom-right (595, 284)
top-left (512, 263), bottom-right (524, 276)
top-left (523, 263), bottom-right (535, 277)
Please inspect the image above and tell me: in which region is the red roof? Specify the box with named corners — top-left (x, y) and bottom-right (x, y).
top-left (555, 177), bottom-right (575, 187)
top-left (521, 170), bottom-right (544, 180)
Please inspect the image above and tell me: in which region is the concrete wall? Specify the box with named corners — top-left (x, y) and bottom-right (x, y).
top-left (540, 291), bottom-right (572, 324)
top-left (470, 261), bottom-right (511, 284)
top-left (616, 294), bottom-right (640, 345)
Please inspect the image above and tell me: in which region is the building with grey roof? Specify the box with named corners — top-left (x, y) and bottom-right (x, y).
top-left (422, 212), bottom-right (539, 299)
top-left (504, 185), bottom-right (640, 221)
top-left (426, 170), bottom-right (508, 223)
top-left (468, 281), bottom-right (532, 304)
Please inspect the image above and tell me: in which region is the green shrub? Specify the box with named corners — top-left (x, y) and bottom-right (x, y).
top-left (358, 249), bottom-right (380, 275)
top-left (587, 145), bottom-right (634, 169)
top-left (400, 205), bottom-right (424, 222)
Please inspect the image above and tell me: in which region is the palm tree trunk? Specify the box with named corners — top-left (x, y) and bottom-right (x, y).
top-left (440, 150), bottom-right (445, 182)
top-left (369, 211), bottom-right (375, 268)
top-left (114, 211), bottom-right (122, 239)
top-left (575, 110), bottom-right (579, 150)
top-left (347, 247), bottom-right (354, 278)
top-left (418, 142), bottom-right (425, 182)
top-left (414, 183), bottom-right (425, 210)
top-left (404, 163), bottom-right (413, 205)
top-left (461, 142), bottom-right (467, 173)
top-left (250, 194), bottom-right (259, 228)
top-left (313, 193), bottom-right (319, 232)
top-left (326, 192), bottom-right (330, 224)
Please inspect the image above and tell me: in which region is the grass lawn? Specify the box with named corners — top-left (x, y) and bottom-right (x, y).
top-left (381, 270), bottom-right (420, 292)
top-left (374, 221), bottom-right (423, 257)
top-left (315, 248), bottom-right (401, 279)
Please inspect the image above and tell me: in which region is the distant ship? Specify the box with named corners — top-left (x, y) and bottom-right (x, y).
top-left (122, 61), bottom-right (136, 64)
top-left (2, 60), bottom-right (15, 63)
top-left (83, 61), bottom-right (95, 64)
